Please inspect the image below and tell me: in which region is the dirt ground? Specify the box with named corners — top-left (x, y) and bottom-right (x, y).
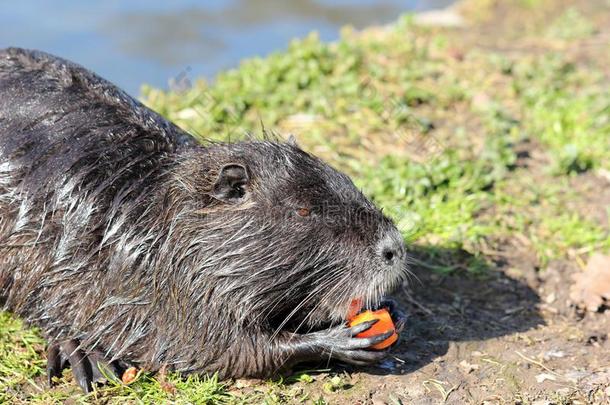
top-left (268, 232), bottom-right (609, 404)
top-left (352, 251), bottom-right (609, 404)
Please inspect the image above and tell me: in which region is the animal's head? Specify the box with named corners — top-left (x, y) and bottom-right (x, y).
top-left (175, 140), bottom-right (407, 331)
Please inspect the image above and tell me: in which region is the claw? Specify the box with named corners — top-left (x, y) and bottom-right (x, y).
top-left (332, 345), bottom-right (388, 366)
top-left (364, 330), bottom-right (395, 346)
top-left (61, 340), bottom-right (93, 393)
top-left (342, 329), bottom-right (395, 351)
top-left (45, 339), bottom-right (122, 393)
top-left (89, 351), bottom-right (122, 383)
top-left (46, 343), bottom-right (63, 386)
top-left (348, 319), bottom-right (379, 336)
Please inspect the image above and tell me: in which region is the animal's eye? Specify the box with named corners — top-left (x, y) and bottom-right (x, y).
top-left (296, 207), bottom-right (311, 217)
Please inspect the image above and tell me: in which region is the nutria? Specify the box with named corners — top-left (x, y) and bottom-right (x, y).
top-left (0, 47), bottom-right (408, 393)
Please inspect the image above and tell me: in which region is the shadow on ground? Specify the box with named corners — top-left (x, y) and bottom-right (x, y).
top-left (356, 245), bottom-right (544, 376)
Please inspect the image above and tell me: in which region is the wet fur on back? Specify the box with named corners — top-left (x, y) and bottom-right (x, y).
top-left (0, 48), bottom-right (407, 380)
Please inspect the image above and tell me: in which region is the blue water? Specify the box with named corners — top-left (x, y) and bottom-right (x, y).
top-left (0, 0), bottom-right (452, 96)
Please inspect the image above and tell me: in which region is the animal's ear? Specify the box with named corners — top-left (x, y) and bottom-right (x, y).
top-left (211, 164), bottom-right (249, 202)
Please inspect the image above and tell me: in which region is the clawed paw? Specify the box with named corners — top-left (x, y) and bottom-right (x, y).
top-left (47, 339), bottom-right (122, 393)
top-left (307, 320), bottom-right (393, 366)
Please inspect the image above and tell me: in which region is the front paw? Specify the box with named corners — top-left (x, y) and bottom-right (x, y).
top-left (307, 321), bottom-right (393, 366)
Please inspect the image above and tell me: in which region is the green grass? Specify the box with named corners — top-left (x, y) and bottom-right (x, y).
top-left (546, 8), bottom-right (597, 40)
top-left (0, 310), bottom-right (232, 404)
top-left (0, 313), bottom-right (46, 403)
top-left (510, 53), bottom-right (610, 174)
top-left (357, 134), bottom-right (515, 248)
top-left (3, 0), bottom-right (610, 402)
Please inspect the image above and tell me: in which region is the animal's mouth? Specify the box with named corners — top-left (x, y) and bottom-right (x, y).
top-left (340, 267), bottom-right (406, 322)
top-left (346, 297), bottom-right (364, 320)
top-left (279, 293), bottom-right (390, 334)
top-left (342, 295), bottom-right (393, 321)
top-left (279, 263), bottom-right (406, 332)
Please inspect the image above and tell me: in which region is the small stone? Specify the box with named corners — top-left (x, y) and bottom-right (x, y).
top-left (535, 373), bottom-right (557, 383)
top-left (459, 360), bottom-right (479, 373)
top-left (564, 370), bottom-right (590, 383)
top-left (234, 379), bottom-right (256, 388)
top-left (543, 350), bottom-right (565, 360)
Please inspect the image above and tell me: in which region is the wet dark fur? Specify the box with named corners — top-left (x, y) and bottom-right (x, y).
top-left (0, 48), bottom-right (407, 387)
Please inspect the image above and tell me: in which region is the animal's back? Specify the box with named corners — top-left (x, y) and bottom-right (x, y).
top-left (0, 47), bottom-right (194, 191)
top-left (0, 47), bottom-right (192, 321)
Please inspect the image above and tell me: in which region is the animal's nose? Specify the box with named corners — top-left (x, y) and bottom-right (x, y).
top-left (382, 246), bottom-right (398, 265)
top-left (378, 232), bottom-right (406, 267)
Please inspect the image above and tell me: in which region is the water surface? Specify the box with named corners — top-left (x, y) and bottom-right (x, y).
top-left (0, 0), bottom-right (452, 96)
